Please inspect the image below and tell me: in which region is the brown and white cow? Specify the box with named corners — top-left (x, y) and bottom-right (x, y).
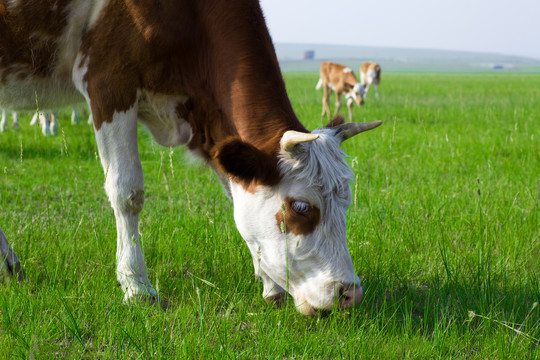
top-left (360, 62), bottom-right (381, 99)
top-left (0, 0), bottom-right (382, 315)
top-left (316, 61), bottom-right (366, 122)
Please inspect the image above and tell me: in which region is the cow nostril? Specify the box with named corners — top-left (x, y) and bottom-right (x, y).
top-left (339, 284), bottom-right (348, 298)
top-left (338, 283), bottom-right (363, 308)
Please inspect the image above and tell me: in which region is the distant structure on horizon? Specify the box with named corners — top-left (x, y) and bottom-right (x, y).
top-left (303, 50), bottom-right (315, 60)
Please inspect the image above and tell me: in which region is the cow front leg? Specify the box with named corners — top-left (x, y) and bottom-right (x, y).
top-left (321, 85), bottom-right (331, 118)
top-left (0, 110), bottom-right (6, 132)
top-left (93, 104), bottom-right (158, 304)
top-left (347, 101), bottom-right (353, 122)
top-left (11, 112), bottom-right (19, 130)
top-left (334, 92), bottom-right (342, 116)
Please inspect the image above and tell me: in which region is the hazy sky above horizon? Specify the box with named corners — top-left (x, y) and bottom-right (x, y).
top-left (259, 0), bottom-right (540, 60)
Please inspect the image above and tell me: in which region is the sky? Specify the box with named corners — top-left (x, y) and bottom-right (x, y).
top-left (259, 0), bottom-right (540, 60)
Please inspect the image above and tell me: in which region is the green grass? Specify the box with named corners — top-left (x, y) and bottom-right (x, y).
top-left (1, 73), bottom-right (539, 358)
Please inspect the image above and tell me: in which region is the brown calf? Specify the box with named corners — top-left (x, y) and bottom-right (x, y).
top-left (316, 61), bottom-right (366, 121)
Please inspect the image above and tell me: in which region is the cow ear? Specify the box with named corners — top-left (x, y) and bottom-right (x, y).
top-left (325, 114), bottom-right (346, 128)
top-left (213, 138), bottom-right (280, 186)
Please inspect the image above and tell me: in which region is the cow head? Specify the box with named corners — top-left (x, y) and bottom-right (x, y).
top-left (214, 119), bottom-right (381, 315)
top-left (346, 83), bottom-right (366, 107)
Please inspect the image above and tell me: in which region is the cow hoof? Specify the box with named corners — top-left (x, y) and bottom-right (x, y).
top-left (0, 228), bottom-right (26, 282)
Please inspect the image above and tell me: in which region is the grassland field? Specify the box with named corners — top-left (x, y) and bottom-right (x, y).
top-left (0, 73), bottom-right (539, 358)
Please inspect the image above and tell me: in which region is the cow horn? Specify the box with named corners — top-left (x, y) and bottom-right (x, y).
top-left (280, 131), bottom-right (319, 152)
top-left (336, 121), bottom-right (382, 142)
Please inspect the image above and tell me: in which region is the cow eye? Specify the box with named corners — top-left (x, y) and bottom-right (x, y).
top-left (291, 200), bottom-right (310, 215)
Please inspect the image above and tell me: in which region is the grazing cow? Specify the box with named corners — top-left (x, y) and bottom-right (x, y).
top-left (316, 61), bottom-right (366, 122)
top-left (360, 62), bottom-right (381, 99)
top-left (0, 0), bottom-right (382, 315)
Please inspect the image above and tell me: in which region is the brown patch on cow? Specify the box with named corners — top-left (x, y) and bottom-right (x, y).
top-left (275, 197), bottom-right (321, 236)
top-left (0, 1), bottom-right (71, 82)
top-left (213, 137), bottom-right (281, 191)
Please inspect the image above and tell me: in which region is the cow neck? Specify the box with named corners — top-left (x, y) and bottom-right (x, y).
top-left (185, 1), bottom-right (308, 159)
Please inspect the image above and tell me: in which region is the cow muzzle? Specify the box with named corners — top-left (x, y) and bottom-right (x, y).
top-left (294, 282), bottom-right (364, 316)
top-left (338, 283), bottom-right (364, 309)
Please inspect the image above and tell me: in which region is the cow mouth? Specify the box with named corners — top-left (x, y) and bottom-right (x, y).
top-left (294, 283), bottom-right (364, 316)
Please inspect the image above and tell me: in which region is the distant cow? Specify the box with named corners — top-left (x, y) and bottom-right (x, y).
top-left (0, 0), bottom-right (382, 315)
top-left (360, 62), bottom-right (381, 99)
top-left (2, 107), bottom-right (89, 135)
top-left (316, 61), bottom-right (366, 122)
top-left (29, 107), bottom-right (91, 136)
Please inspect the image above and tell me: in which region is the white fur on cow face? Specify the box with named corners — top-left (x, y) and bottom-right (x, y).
top-left (229, 129), bottom-right (361, 314)
top-left (353, 83), bottom-right (366, 97)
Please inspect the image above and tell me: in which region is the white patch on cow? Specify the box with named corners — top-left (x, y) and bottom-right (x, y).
top-left (72, 53), bottom-right (89, 96)
top-left (229, 129), bottom-right (361, 313)
top-left (138, 92), bottom-right (193, 147)
top-left (360, 71), bottom-right (366, 85)
top-left (353, 83), bottom-right (365, 97)
top-left (315, 78), bottom-right (323, 90)
top-left (72, 53), bottom-right (94, 126)
top-left (95, 104), bottom-right (157, 302)
top-left (343, 68), bottom-right (352, 73)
